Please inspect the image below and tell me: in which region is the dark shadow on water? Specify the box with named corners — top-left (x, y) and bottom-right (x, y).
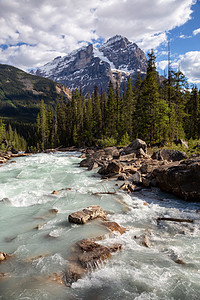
top-left (133, 187), bottom-right (200, 212)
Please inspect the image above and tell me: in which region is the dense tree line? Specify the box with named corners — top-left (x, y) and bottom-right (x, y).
top-left (0, 119), bottom-right (27, 151)
top-left (35, 50), bottom-right (200, 149)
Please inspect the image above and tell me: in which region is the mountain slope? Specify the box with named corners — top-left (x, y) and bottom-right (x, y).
top-left (0, 64), bottom-right (71, 123)
top-left (35, 35), bottom-right (148, 94)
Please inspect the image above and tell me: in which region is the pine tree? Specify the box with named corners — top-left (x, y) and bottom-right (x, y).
top-left (0, 119), bottom-right (5, 141)
top-left (168, 70), bottom-right (188, 140)
top-left (56, 96), bottom-right (67, 146)
top-left (83, 93), bottom-right (94, 145)
top-left (47, 107), bottom-right (55, 148)
top-left (105, 81), bottom-right (117, 138)
top-left (185, 85), bottom-right (200, 139)
top-left (122, 76), bottom-right (135, 139)
top-left (135, 50), bottom-right (169, 142)
top-left (71, 89), bottom-right (84, 145)
top-left (36, 99), bottom-right (49, 150)
top-left (92, 86), bottom-right (102, 138)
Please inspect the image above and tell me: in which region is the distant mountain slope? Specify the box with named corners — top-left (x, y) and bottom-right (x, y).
top-left (35, 35), bottom-right (148, 94)
top-left (0, 64), bottom-right (71, 123)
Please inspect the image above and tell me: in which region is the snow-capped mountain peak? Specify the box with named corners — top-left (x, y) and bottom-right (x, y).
top-left (35, 35), bottom-right (147, 94)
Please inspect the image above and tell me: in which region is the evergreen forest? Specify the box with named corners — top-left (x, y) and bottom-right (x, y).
top-left (1, 51), bottom-right (200, 152)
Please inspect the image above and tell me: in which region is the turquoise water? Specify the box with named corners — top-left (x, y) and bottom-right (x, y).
top-left (0, 152), bottom-right (200, 300)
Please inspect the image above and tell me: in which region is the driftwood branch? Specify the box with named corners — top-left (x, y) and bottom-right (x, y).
top-left (92, 191), bottom-right (116, 195)
top-left (157, 217), bottom-right (194, 223)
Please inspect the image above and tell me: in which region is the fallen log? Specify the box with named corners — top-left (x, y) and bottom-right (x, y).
top-left (157, 217), bottom-right (194, 223)
top-left (92, 191), bottom-right (116, 195)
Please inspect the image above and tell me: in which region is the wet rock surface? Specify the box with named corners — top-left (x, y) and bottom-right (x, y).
top-left (68, 205), bottom-right (107, 224)
top-left (102, 221), bottom-right (126, 234)
top-left (0, 252), bottom-right (12, 262)
top-left (66, 206), bottom-right (126, 285)
top-left (66, 237), bottom-right (123, 285)
top-left (0, 252), bottom-right (8, 261)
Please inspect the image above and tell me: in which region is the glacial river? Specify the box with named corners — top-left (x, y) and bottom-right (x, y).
top-left (0, 152), bottom-right (200, 300)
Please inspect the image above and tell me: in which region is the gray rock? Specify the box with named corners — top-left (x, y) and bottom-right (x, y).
top-left (119, 152), bottom-right (136, 162)
top-left (80, 157), bottom-right (94, 168)
top-left (142, 177), bottom-right (151, 188)
top-left (139, 161), bottom-right (161, 174)
top-left (124, 139), bottom-right (147, 154)
top-left (152, 149), bottom-right (188, 162)
top-left (131, 171), bottom-right (142, 184)
top-left (98, 160), bottom-right (123, 175)
top-left (88, 161), bottom-right (99, 171)
top-left (153, 158), bottom-right (200, 201)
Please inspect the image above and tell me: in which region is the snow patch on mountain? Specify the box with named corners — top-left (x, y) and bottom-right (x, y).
top-left (93, 47), bottom-right (115, 69)
top-left (100, 35), bottom-right (127, 49)
top-left (34, 35), bottom-right (148, 94)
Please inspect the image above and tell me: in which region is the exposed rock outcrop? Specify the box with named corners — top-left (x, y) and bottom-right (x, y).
top-left (124, 138), bottom-right (147, 155)
top-left (68, 205), bottom-right (107, 224)
top-left (66, 205), bottom-right (126, 285)
top-left (153, 158), bottom-right (200, 201)
top-left (151, 149), bottom-right (188, 162)
top-left (98, 160), bottom-right (123, 176)
top-left (79, 139), bottom-right (200, 201)
top-left (77, 239), bottom-right (111, 268)
top-left (66, 238), bottom-right (122, 284)
top-left (102, 221), bottom-right (126, 234)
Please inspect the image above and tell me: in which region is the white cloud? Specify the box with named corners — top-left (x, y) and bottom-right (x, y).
top-left (157, 60), bottom-right (169, 71)
top-left (193, 28), bottom-right (200, 35)
top-left (0, 0), bottom-right (197, 71)
top-left (179, 34), bottom-right (192, 39)
top-left (178, 51), bottom-right (200, 83)
top-left (137, 32), bottom-right (167, 52)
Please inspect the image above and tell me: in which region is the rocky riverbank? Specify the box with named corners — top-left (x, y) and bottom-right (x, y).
top-left (0, 151), bottom-right (30, 164)
top-left (79, 139), bottom-right (200, 202)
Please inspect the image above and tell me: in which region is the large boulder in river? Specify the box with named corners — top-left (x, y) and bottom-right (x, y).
top-left (98, 160), bottom-right (123, 176)
top-left (77, 239), bottom-right (111, 268)
top-left (66, 238), bottom-right (122, 284)
top-left (68, 205), bottom-right (106, 224)
top-left (124, 139), bottom-right (147, 155)
top-left (80, 157), bottom-right (94, 168)
top-left (152, 149), bottom-right (188, 162)
top-left (153, 158), bottom-right (200, 201)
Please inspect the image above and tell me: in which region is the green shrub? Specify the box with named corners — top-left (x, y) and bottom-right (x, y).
top-left (118, 132), bottom-right (130, 147)
top-left (97, 136), bottom-right (117, 148)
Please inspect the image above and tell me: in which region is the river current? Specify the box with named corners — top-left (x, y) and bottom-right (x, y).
top-left (0, 152), bottom-right (200, 300)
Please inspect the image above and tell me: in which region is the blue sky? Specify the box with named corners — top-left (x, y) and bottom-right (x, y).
top-left (156, 0), bottom-right (200, 86)
top-left (0, 0), bottom-right (199, 87)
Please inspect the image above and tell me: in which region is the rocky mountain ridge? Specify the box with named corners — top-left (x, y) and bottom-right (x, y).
top-left (0, 64), bottom-right (71, 123)
top-left (35, 35), bottom-right (148, 94)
